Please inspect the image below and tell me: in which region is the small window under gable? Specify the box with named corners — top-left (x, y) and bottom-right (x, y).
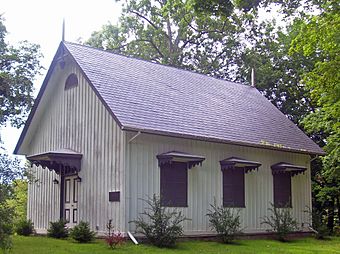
top-left (271, 162), bottom-right (307, 208)
top-left (220, 157), bottom-right (261, 208)
top-left (157, 151), bottom-right (205, 207)
top-left (65, 73), bottom-right (78, 90)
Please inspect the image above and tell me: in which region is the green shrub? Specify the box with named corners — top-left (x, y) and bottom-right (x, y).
top-left (130, 194), bottom-right (188, 248)
top-left (206, 202), bottom-right (242, 243)
top-left (333, 226), bottom-right (340, 236)
top-left (15, 219), bottom-right (34, 236)
top-left (261, 202), bottom-right (298, 241)
top-left (304, 207), bottom-right (329, 239)
top-left (47, 219), bottom-right (68, 239)
top-left (69, 221), bottom-right (95, 243)
top-left (0, 203), bottom-right (14, 252)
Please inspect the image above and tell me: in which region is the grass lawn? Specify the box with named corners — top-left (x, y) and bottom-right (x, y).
top-left (11, 235), bottom-right (340, 254)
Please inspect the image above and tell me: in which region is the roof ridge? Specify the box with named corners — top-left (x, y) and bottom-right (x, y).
top-left (63, 41), bottom-right (254, 89)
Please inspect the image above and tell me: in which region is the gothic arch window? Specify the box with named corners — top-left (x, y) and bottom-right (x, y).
top-left (64, 73), bottom-right (78, 90)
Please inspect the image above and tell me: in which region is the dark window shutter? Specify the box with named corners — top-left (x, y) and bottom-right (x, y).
top-left (160, 162), bottom-right (187, 207)
top-left (273, 173), bottom-right (292, 208)
top-left (223, 168), bottom-right (245, 207)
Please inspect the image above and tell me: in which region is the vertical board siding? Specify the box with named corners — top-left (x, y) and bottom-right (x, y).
top-left (126, 133), bottom-right (311, 234)
top-left (26, 58), bottom-right (125, 234)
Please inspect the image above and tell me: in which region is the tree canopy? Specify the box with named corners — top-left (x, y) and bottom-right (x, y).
top-left (0, 16), bottom-right (42, 128)
top-left (0, 16), bottom-right (41, 252)
top-left (87, 0), bottom-right (267, 79)
top-left (289, 0), bottom-right (340, 231)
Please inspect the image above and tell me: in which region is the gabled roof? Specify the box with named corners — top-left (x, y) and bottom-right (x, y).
top-left (14, 41), bottom-right (325, 155)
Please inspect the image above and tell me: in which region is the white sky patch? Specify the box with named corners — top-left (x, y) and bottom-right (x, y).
top-left (1, 0), bottom-right (121, 154)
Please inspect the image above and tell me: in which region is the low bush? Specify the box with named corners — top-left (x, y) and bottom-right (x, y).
top-left (0, 203), bottom-right (14, 252)
top-left (207, 202), bottom-right (242, 243)
top-left (105, 219), bottom-right (125, 249)
top-left (47, 219), bottom-right (68, 239)
top-left (15, 219), bottom-right (34, 236)
top-left (261, 202), bottom-right (298, 241)
top-left (69, 221), bottom-right (95, 243)
top-left (304, 207), bottom-right (329, 239)
top-left (333, 226), bottom-right (340, 236)
top-left (130, 194), bottom-right (188, 248)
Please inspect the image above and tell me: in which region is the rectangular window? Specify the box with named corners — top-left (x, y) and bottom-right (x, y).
top-left (273, 173), bottom-right (292, 208)
top-left (160, 162), bottom-right (187, 207)
top-left (223, 168), bottom-right (245, 207)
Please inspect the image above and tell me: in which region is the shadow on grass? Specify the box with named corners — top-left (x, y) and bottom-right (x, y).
top-left (225, 241), bottom-right (245, 246)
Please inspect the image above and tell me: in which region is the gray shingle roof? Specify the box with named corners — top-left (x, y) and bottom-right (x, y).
top-left (64, 42), bottom-right (323, 155)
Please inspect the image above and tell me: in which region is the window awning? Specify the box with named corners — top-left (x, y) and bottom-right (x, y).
top-left (157, 151), bottom-right (205, 169)
top-left (27, 148), bottom-right (82, 174)
top-left (271, 162), bottom-right (307, 176)
top-left (220, 157), bottom-right (261, 173)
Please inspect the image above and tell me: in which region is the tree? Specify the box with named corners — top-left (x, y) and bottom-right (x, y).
top-left (0, 16), bottom-right (42, 128)
top-left (87, 0), bottom-right (260, 80)
top-left (0, 16), bottom-right (41, 252)
top-left (290, 1), bottom-right (340, 232)
top-left (235, 19), bottom-right (317, 124)
top-left (6, 179), bottom-right (28, 223)
top-left (0, 153), bottom-right (25, 251)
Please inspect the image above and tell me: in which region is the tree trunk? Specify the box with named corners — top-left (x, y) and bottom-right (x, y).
top-left (327, 198), bottom-right (335, 233)
top-left (338, 197), bottom-right (340, 226)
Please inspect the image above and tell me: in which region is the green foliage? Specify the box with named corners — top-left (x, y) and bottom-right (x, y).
top-left (87, 0), bottom-right (260, 80)
top-left (0, 16), bottom-right (42, 128)
top-left (236, 19), bottom-right (317, 125)
top-left (69, 221), bottom-right (95, 243)
top-left (47, 220), bottom-right (69, 239)
top-left (334, 226), bottom-right (340, 237)
top-left (130, 194), bottom-right (188, 247)
top-left (0, 153), bottom-right (25, 252)
top-left (6, 179), bottom-right (28, 224)
top-left (206, 202), bottom-right (242, 243)
top-left (0, 203), bottom-right (13, 252)
top-left (15, 219), bottom-right (34, 236)
top-left (289, 1), bottom-right (340, 233)
top-left (192, 0), bottom-right (234, 16)
top-left (311, 211), bottom-right (329, 239)
top-left (193, 0), bottom-right (261, 13)
top-left (261, 203), bottom-right (298, 241)
top-left (304, 206), bottom-right (329, 239)
top-left (0, 16), bottom-right (40, 251)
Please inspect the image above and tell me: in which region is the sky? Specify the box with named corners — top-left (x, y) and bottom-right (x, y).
top-left (1, 0), bottom-right (121, 155)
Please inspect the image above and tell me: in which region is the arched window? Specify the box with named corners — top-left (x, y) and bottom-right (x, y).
top-left (64, 73), bottom-right (78, 90)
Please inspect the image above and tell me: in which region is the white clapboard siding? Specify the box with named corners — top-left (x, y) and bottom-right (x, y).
top-left (125, 132), bottom-right (311, 234)
top-left (27, 57), bottom-right (125, 234)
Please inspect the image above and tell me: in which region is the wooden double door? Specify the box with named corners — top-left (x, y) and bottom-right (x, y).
top-left (63, 175), bottom-right (79, 227)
